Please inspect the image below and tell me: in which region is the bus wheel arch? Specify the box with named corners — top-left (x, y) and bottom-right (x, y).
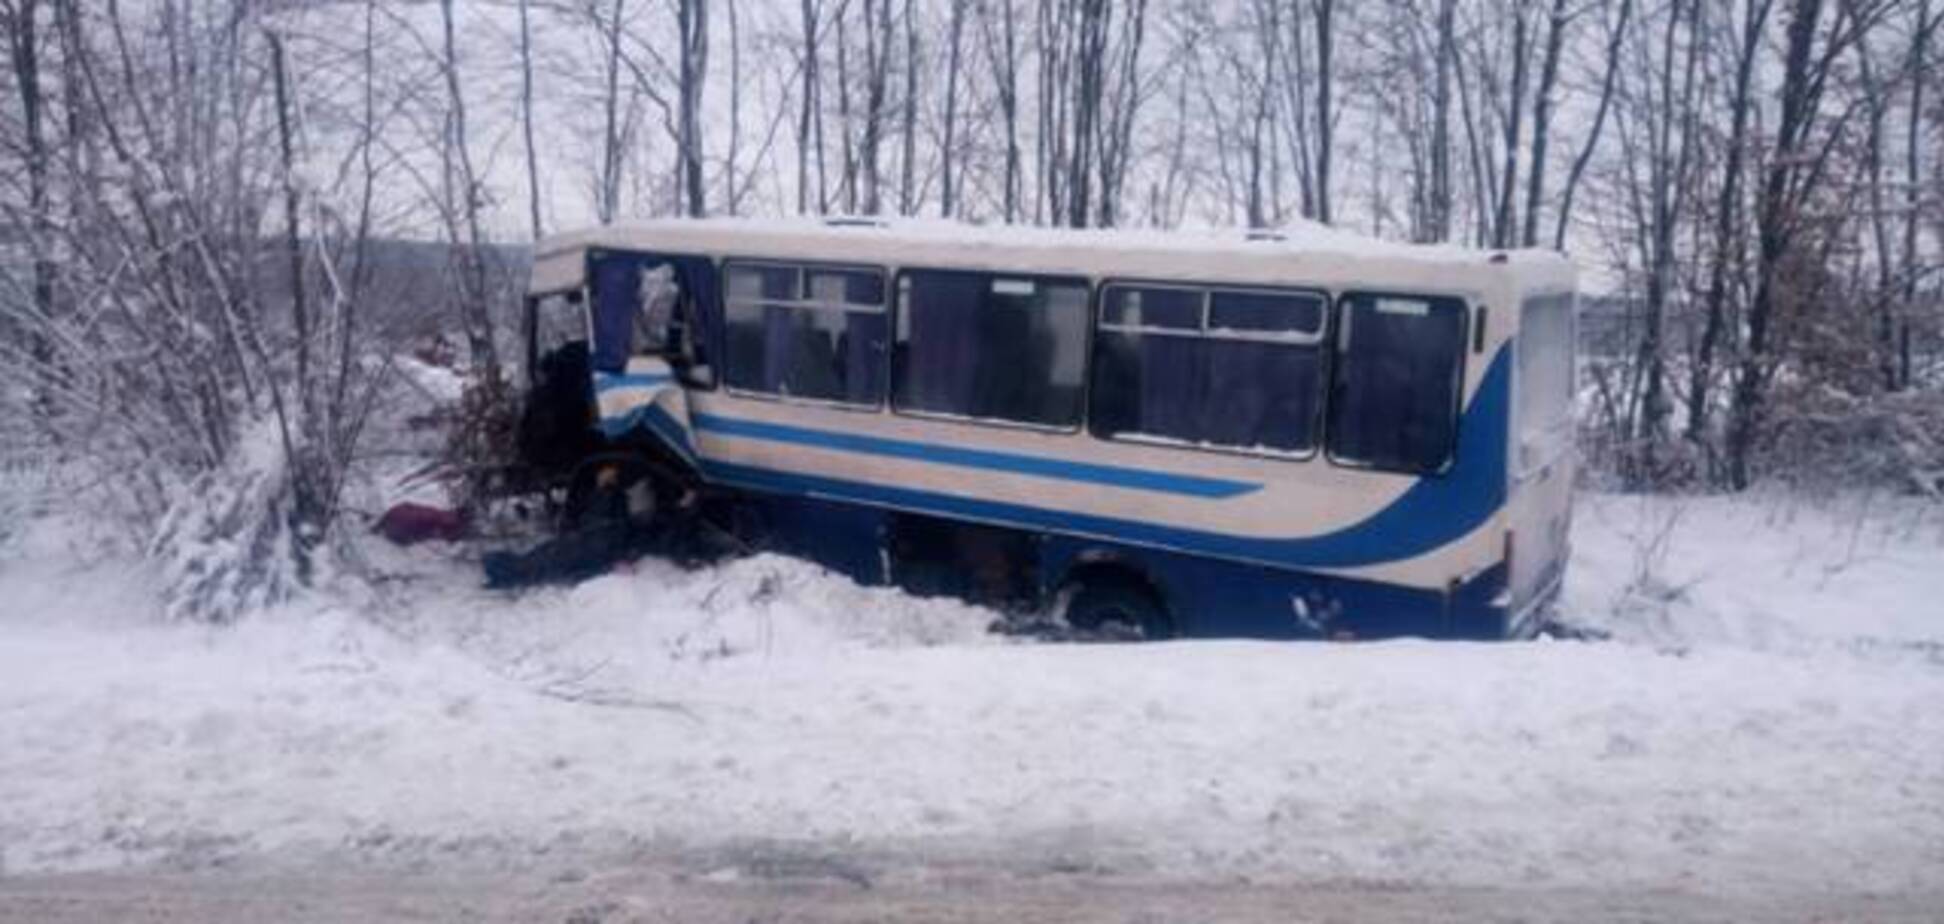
top-left (1055, 556), bottom-right (1177, 641)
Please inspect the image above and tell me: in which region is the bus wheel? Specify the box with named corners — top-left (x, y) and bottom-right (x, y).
top-left (1062, 578), bottom-right (1173, 641)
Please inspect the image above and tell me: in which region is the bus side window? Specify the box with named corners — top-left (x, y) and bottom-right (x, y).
top-left (1090, 284), bottom-right (1327, 456)
top-left (722, 261), bottom-right (887, 407)
top-left (892, 270), bottom-right (1090, 428)
top-left (1326, 293), bottom-right (1468, 474)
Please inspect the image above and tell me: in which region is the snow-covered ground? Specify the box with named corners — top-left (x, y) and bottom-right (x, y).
top-left (0, 486), bottom-right (1940, 904)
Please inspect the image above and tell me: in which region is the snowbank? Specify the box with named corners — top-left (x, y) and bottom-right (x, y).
top-left (1565, 491), bottom-right (1944, 651)
top-left (0, 491), bottom-right (1939, 898)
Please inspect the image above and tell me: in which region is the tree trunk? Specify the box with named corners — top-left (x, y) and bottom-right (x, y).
top-left (1313, 0), bottom-right (1335, 225)
top-left (518, 0), bottom-right (543, 239)
top-left (1896, 0), bottom-right (1933, 391)
top-left (268, 30), bottom-right (309, 402)
top-left (837, 0), bottom-right (857, 212)
top-left (861, 0), bottom-right (891, 214)
top-left (678, 0), bottom-right (709, 217)
top-left (1521, 0), bottom-right (1567, 247)
top-left (1067, 0), bottom-right (1107, 229)
top-left (725, 0), bottom-right (742, 214)
top-left (899, 0), bottom-right (918, 216)
top-left (1428, 0), bottom-right (1456, 243)
top-left (1096, 0), bottom-right (1147, 228)
top-left (985, 0), bottom-right (1022, 222)
top-left (599, 0), bottom-right (625, 223)
top-left (799, 0), bottom-right (821, 214)
top-left (1494, 0), bottom-right (1531, 249)
top-left (6, 0), bottom-right (56, 419)
top-left (940, 0), bottom-right (965, 217)
top-left (440, 0), bottom-right (500, 381)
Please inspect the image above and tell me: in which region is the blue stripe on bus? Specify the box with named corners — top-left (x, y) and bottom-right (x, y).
top-left (697, 347), bottom-right (1512, 569)
top-left (688, 413), bottom-right (1263, 500)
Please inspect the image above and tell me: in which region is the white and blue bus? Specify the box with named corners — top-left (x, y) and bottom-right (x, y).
top-left (519, 218), bottom-right (1576, 640)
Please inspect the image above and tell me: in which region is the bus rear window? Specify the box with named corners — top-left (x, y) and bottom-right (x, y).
top-left (1517, 293), bottom-right (1575, 469)
top-left (1326, 293), bottom-right (1467, 474)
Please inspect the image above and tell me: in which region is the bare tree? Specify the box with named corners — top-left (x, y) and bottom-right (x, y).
top-left (797, 0), bottom-right (823, 213)
top-left (1521, 0), bottom-right (1569, 247)
top-left (519, 0), bottom-right (544, 239)
top-left (1313, 0), bottom-right (1335, 224)
top-left (597, 0), bottom-right (627, 223)
top-left (898, 0), bottom-right (918, 215)
top-left (677, 0), bottom-right (709, 217)
top-left (1617, 0), bottom-right (1705, 481)
top-left (1554, 0), bottom-right (1633, 250)
top-left (1429, 0), bottom-right (1457, 242)
top-left (1686, 0), bottom-right (1773, 442)
top-left (1067, 0), bottom-right (1107, 227)
top-left (939, 0), bottom-right (967, 216)
top-left (438, 0), bottom-right (500, 380)
top-left (2, 0), bottom-right (53, 406)
top-left (1725, 0), bottom-right (1884, 488)
top-left (860, 0), bottom-right (892, 213)
top-left (1899, 0), bottom-right (1938, 389)
top-left (1493, 0), bottom-right (1533, 249)
top-left (1095, 0), bottom-right (1148, 227)
top-left (979, 0), bottom-right (1023, 221)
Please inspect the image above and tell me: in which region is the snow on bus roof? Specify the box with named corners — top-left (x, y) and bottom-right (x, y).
top-left (528, 216), bottom-right (1574, 296)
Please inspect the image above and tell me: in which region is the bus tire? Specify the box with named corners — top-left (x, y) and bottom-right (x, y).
top-left (1063, 577), bottom-right (1173, 641)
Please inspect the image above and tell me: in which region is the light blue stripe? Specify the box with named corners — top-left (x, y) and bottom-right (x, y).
top-left (593, 371), bottom-right (674, 393)
top-left (690, 413), bottom-right (1260, 499)
top-left (598, 403), bottom-right (697, 463)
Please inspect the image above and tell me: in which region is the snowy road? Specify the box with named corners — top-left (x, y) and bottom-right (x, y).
top-left (5, 861), bottom-right (1940, 923)
top-left (1, 491), bottom-right (1940, 920)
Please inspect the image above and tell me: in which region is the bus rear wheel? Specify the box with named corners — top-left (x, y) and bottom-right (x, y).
top-left (1062, 579), bottom-right (1173, 641)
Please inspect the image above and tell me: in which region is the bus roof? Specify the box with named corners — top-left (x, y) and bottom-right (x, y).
top-left (528, 217), bottom-right (1576, 298)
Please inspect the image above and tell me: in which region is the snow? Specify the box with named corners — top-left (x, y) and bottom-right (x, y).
top-left (392, 355), bottom-right (467, 406)
top-left (1565, 491), bottom-right (1944, 651)
top-left (527, 215), bottom-right (1574, 300)
top-left (540, 214), bottom-right (1484, 266)
top-left (0, 489), bottom-right (1940, 897)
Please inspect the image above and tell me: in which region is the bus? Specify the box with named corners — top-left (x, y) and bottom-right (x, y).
top-left (517, 218), bottom-right (1577, 640)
